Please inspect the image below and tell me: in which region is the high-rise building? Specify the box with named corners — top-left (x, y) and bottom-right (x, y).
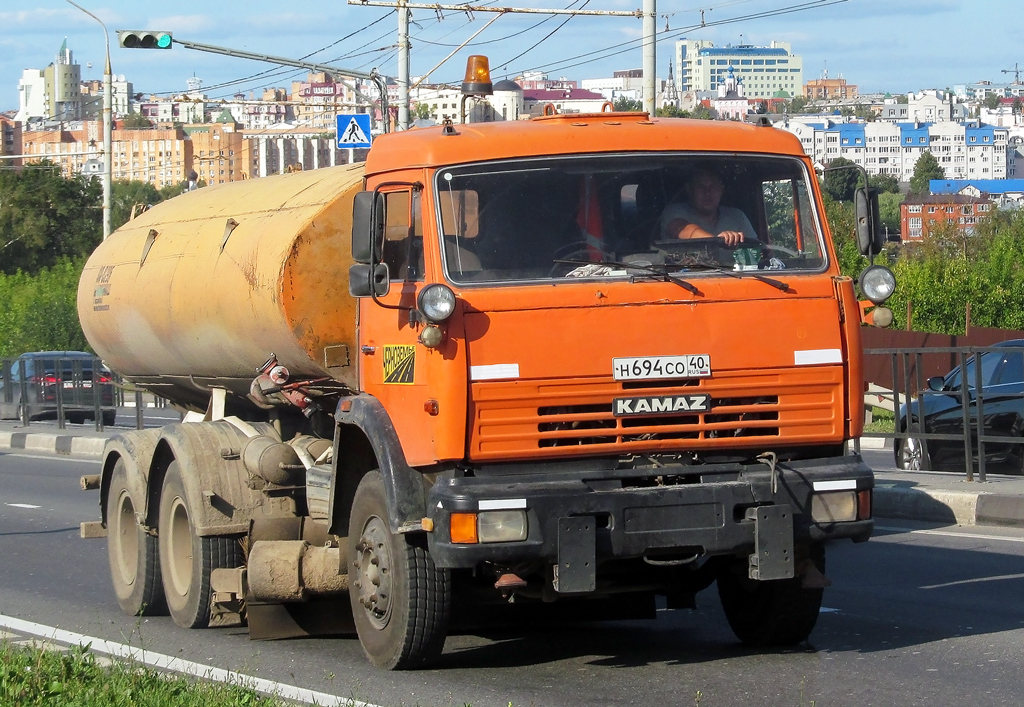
top-left (675, 39), bottom-right (803, 99)
top-left (16, 39), bottom-right (83, 122)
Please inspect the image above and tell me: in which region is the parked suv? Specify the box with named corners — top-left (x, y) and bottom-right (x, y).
top-left (0, 351), bottom-right (117, 425)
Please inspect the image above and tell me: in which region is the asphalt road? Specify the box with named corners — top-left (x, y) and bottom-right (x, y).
top-left (4, 449), bottom-right (1024, 707)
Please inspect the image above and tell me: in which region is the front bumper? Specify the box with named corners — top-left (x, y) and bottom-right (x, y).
top-left (426, 454), bottom-right (873, 576)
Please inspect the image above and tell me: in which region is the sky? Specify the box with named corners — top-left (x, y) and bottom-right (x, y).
top-left (1, 0), bottom-right (1020, 111)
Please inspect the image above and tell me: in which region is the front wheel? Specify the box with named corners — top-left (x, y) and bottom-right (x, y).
top-left (348, 470), bottom-right (450, 669)
top-left (896, 434), bottom-right (931, 471)
top-left (717, 546), bottom-right (824, 646)
top-left (107, 458), bottom-right (166, 616)
top-left (158, 460), bottom-right (242, 628)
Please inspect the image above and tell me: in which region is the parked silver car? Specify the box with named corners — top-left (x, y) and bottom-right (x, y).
top-left (0, 351), bottom-right (117, 425)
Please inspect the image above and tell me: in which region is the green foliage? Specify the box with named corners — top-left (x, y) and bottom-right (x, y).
top-left (868, 173), bottom-right (900, 194)
top-left (787, 96), bottom-right (809, 114)
top-left (877, 192), bottom-right (903, 235)
top-left (413, 102), bottom-right (433, 120)
top-left (111, 180), bottom-right (162, 231)
top-left (909, 151), bottom-right (944, 194)
top-left (613, 96), bottom-right (643, 112)
top-left (0, 259), bottom-right (89, 357)
top-left (823, 157), bottom-right (859, 202)
top-left (0, 161), bottom-right (102, 275)
top-left (984, 93), bottom-right (1002, 110)
top-left (823, 194), bottom-right (869, 278)
top-left (121, 112), bottom-right (155, 129)
top-left (0, 641), bottom-right (286, 707)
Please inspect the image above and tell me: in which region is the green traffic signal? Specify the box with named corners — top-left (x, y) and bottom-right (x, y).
top-left (117, 30), bottom-right (173, 49)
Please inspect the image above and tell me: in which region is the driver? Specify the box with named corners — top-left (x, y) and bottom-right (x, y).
top-left (660, 167), bottom-right (757, 247)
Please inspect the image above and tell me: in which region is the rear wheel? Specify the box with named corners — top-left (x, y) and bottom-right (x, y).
top-left (107, 458), bottom-right (166, 616)
top-left (348, 470), bottom-right (450, 669)
top-left (717, 545), bottom-right (824, 646)
top-left (158, 460), bottom-right (242, 628)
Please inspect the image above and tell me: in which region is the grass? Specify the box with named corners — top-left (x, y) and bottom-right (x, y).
top-left (0, 640), bottom-right (288, 707)
top-left (863, 407), bottom-right (895, 434)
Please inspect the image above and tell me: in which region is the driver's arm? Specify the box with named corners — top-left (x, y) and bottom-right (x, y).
top-left (666, 218), bottom-right (744, 246)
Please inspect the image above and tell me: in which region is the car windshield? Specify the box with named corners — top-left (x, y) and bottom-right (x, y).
top-left (434, 153), bottom-right (826, 285)
top-left (947, 349), bottom-right (1024, 389)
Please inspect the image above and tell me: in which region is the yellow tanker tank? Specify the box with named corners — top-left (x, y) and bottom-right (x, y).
top-left (78, 163), bottom-right (365, 411)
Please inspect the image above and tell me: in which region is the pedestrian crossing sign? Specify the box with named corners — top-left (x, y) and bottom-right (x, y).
top-left (336, 113), bottom-right (373, 149)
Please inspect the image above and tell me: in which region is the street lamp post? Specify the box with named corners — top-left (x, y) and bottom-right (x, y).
top-left (66, 0), bottom-right (112, 240)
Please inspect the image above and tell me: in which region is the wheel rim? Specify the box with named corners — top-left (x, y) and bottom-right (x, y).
top-left (112, 490), bottom-right (138, 586)
top-left (166, 496), bottom-right (193, 597)
top-left (352, 514), bottom-right (394, 630)
top-left (902, 437), bottom-right (923, 471)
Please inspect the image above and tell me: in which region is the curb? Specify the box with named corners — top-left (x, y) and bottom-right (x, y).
top-left (873, 484), bottom-right (1024, 528)
top-left (0, 431), bottom-right (106, 459)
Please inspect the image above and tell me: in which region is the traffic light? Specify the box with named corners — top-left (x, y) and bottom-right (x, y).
top-left (117, 30), bottom-right (173, 49)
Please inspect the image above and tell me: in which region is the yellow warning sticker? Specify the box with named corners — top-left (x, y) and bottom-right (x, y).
top-left (383, 345), bottom-right (416, 384)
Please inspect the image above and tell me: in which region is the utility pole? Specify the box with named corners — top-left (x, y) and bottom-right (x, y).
top-left (642, 0), bottom-right (656, 116)
top-left (66, 0), bottom-right (112, 239)
top-left (349, 0), bottom-right (642, 127)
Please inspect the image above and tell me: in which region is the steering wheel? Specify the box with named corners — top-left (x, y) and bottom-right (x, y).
top-left (548, 240), bottom-right (614, 277)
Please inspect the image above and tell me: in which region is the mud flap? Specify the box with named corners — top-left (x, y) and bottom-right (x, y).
top-left (746, 505), bottom-right (794, 581)
top-left (553, 516), bottom-right (596, 594)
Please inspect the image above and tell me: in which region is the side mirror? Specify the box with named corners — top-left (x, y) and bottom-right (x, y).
top-left (854, 187), bottom-right (884, 257)
top-left (927, 376), bottom-right (945, 392)
top-left (352, 191), bottom-right (384, 264)
top-left (348, 263), bottom-right (390, 298)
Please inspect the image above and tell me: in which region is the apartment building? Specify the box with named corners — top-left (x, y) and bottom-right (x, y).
top-left (0, 115), bottom-right (21, 166)
top-left (804, 77), bottom-right (857, 100)
top-left (900, 193), bottom-right (992, 242)
top-left (16, 39), bottom-right (82, 122)
top-left (878, 90), bottom-right (968, 123)
top-left (675, 39), bottom-right (803, 99)
top-left (781, 119), bottom-right (1008, 181)
top-left (185, 115), bottom-right (246, 184)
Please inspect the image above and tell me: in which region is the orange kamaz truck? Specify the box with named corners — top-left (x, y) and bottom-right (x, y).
top-left (79, 100), bottom-right (894, 669)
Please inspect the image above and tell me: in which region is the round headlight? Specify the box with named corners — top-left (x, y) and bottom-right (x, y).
top-left (418, 284), bottom-right (457, 323)
top-left (859, 265), bottom-right (896, 305)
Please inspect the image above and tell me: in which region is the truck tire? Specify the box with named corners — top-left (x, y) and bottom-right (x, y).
top-left (348, 470), bottom-right (450, 669)
top-left (158, 460), bottom-right (243, 628)
top-left (716, 546), bottom-right (824, 646)
top-left (107, 458), bottom-right (167, 616)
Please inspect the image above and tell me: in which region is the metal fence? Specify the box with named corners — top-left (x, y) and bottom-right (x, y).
top-left (0, 355), bottom-right (168, 432)
top-left (861, 344), bottom-right (1024, 482)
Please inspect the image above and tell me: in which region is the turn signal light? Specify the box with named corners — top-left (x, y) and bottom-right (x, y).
top-left (857, 489), bottom-right (872, 520)
top-left (450, 512), bottom-right (478, 544)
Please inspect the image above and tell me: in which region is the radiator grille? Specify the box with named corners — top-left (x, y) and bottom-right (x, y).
top-left (469, 367), bottom-right (843, 460)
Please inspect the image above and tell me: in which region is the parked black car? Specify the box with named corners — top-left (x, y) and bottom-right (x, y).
top-left (0, 351), bottom-right (116, 425)
top-left (895, 340), bottom-right (1024, 472)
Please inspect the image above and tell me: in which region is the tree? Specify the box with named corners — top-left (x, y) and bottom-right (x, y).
top-left (983, 93), bottom-right (1002, 111)
top-left (877, 192), bottom-right (903, 237)
top-left (822, 157), bottom-right (860, 202)
top-left (869, 173), bottom-right (901, 194)
top-left (690, 104), bottom-right (717, 120)
top-left (0, 259), bottom-right (90, 356)
top-left (787, 96), bottom-right (809, 114)
top-left (121, 112), bottom-right (154, 129)
top-left (614, 96), bottom-right (643, 112)
top-left (111, 180), bottom-right (162, 231)
top-left (909, 151), bottom-right (944, 194)
top-left (655, 105), bottom-right (688, 118)
top-left (0, 161), bottom-right (101, 275)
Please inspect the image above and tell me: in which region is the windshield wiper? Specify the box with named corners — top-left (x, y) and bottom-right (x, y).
top-left (678, 262), bottom-right (790, 292)
top-left (553, 259), bottom-right (700, 295)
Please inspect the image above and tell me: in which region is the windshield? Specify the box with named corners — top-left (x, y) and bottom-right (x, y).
top-left (435, 153), bottom-right (826, 284)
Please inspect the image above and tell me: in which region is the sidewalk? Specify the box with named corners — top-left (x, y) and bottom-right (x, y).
top-left (4, 420), bottom-right (1024, 529)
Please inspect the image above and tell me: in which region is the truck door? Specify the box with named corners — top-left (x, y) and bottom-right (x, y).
top-left (358, 187), bottom-right (440, 466)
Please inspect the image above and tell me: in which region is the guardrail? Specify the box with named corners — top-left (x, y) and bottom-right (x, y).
top-left (862, 344), bottom-right (1024, 482)
top-left (0, 355), bottom-right (168, 432)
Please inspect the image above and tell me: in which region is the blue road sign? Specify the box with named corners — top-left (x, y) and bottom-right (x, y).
top-left (337, 113), bottom-right (373, 149)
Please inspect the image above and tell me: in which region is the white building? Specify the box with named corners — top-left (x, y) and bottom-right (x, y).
top-left (675, 39), bottom-right (802, 99)
top-left (16, 39), bottom-right (82, 122)
top-left (877, 90), bottom-right (968, 123)
top-left (780, 118), bottom-right (1008, 182)
top-left (410, 81), bottom-right (524, 124)
top-left (581, 69), bottom-right (644, 103)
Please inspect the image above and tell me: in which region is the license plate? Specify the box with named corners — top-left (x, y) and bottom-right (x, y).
top-left (612, 355), bottom-right (711, 381)
top-left (613, 393), bottom-right (711, 417)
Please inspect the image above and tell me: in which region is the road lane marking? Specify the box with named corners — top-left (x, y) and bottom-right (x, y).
top-left (0, 614), bottom-right (382, 707)
top-left (920, 573), bottom-right (1024, 590)
top-left (875, 525), bottom-right (1024, 545)
top-left (5, 503), bottom-right (40, 509)
top-left (1, 453), bottom-right (100, 464)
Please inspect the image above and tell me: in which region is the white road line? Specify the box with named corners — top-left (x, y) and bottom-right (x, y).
top-left (5, 503), bottom-right (40, 509)
top-left (0, 453), bottom-right (100, 464)
top-left (0, 614), bottom-right (381, 707)
top-left (920, 573), bottom-right (1024, 590)
top-left (875, 525), bottom-right (1024, 545)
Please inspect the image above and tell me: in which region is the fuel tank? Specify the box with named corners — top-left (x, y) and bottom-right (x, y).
top-left (78, 164), bottom-right (365, 411)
